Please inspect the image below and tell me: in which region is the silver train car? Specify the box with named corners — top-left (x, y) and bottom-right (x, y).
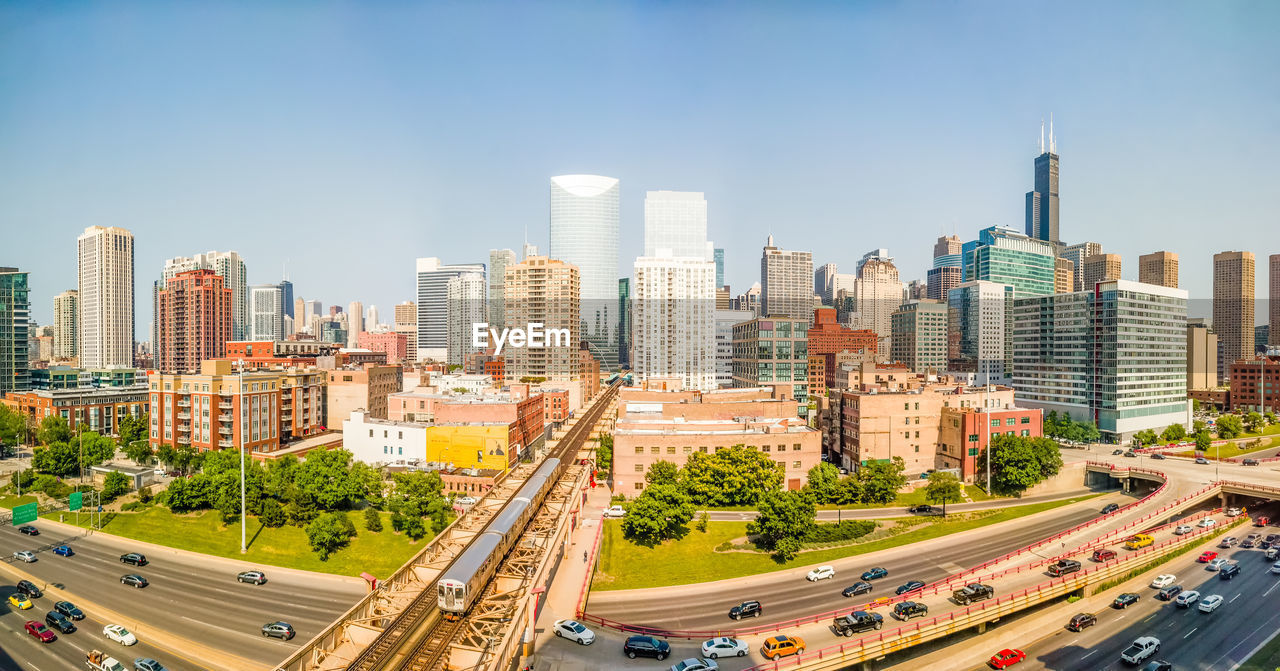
top-left (437, 457), bottom-right (561, 617)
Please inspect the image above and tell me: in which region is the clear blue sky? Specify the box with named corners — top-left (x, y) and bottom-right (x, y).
top-left (2, 1), bottom-right (1277, 330)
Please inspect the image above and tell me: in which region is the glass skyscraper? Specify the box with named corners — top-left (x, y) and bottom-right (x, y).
top-left (714, 248), bottom-right (725, 288)
top-left (962, 225), bottom-right (1055, 298)
top-left (1025, 121), bottom-right (1060, 246)
top-left (0, 267), bottom-right (31, 394)
top-left (550, 174), bottom-right (620, 370)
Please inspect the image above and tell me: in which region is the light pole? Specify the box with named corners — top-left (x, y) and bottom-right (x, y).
top-left (239, 358), bottom-right (247, 555)
top-left (984, 385), bottom-right (992, 496)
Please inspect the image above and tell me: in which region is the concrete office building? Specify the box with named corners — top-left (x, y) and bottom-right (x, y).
top-left (415, 257), bottom-right (485, 362)
top-left (715, 309), bottom-right (751, 388)
top-left (1082, 254), bottom-right (1122, 289)
top-left (1271, 255), bottom-right (1280, 347)
top-left (78, 226), bottom-right (135, 369)
top-left (346, 301), bottom-right (364, 349)
top-left (394, 301), bottom-right (417, 364)
top-left (927, 235), bottom-right (964, 302)
top-left (446, 272), bottom-right (486, 367)
top-left (618, 278), bottom-right (631, 369)
top-left (0, 268), bottom-right (31, 394)
top-left (714, 248), bottom-right (725, 289)
top-left (1061, 241), bottom-right (1102, 292)
top-left (891, 300), bottom-right (948, 374)
top-left (53, 290), bottom-right (78, 361)
top-left (1054, 257), bottom-right (1074, 293)
top-left (1213, 251), bottom-right (1255, 381)
top-left (504, 256), bottom-right (581, 406)
top-left (488, 249), bottom-right (517, 332)
top-left (1187, 318), bottom-right (1218, 390)
top-left (947, 281), bottom-right (1014, 384)
top-left (1025, 120), bottom-right (1061, 246)
top-left (550, 174), bottom-right (620, 371)
top-left (732, 316), bottom-right (809, 413)
top-left (1139, 251), bottom-right (1179, 289)
top-left (249, 284), bottom-right (286, 341)
top-left (962, 225), bottom-right (1055, 297)
top-left (324, 363), bottom-right (403, 426)
top-left (156, 270), bottom-right (231, 373)
top-left (815, 263), bottom-right (838, 305)
top-left (852, 254), bottom-right (901, 359)
top-left (1011, 279), bottom-right (1189, 441)
top-left (760, 236), bottom-right (814, 322)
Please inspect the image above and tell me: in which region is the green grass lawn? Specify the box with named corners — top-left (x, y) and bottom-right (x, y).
top-left (1240, 631), bottom-right (1280, 671)
top-left (700, 485), bottom-right (1000, 512)
top-left (1173, 436), bottom-right (1280, 459)
top-left (0, 494), bottom-right (38, 510)
top-left (593, 493), bottom-right (1099, 591)
top-left (44, 506), bottom-right (434, 578)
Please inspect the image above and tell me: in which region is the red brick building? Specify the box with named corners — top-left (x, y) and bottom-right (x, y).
top-left (156, 270), bottom-right (231, 373)
top-left (1229, 356), bottom-right (1280, 412)
top-left (808, 308), bottom-right (879, 391)
top-left (483, 357), bottom-right (505, 385)
top-left (357, 331), bottom-right (408, 364)
top-left (542, 388), bottom-right (571, 424)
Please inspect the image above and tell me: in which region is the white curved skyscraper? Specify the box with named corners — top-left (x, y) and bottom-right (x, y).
top-left (550, 174), bottom-right (620, 370)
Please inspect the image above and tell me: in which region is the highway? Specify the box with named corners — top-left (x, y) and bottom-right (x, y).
top-left (0, 519), bottom-right (366, 670)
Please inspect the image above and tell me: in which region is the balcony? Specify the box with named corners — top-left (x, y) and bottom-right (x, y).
top-left (219, 401), bottom-right (233, 410)
top-left (177, 412), bottom-right (191, 420)
top-left (218, 425), bottom-right (231, 435)
top-left (177, 425), bottom-right (191, 433)
top-left (218, 414), bottom-right (232, 423)
top-left (177, 399), bottom-right (191, 408)
top-left (218, 440), bottom-right (233, 448)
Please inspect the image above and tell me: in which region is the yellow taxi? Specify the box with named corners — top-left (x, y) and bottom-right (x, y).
top-left (761, 634), bottom-right (806, 661)
top-left (8, 594), bottom-right (32, 610)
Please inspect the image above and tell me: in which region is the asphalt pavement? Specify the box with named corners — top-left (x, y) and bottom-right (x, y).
top-left (701, 488), bottom-right (1096, 522)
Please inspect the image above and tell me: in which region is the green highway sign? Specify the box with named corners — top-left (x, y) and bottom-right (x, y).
top-left (70, 492), bottom-right (83, 512)
top-left (12, 502), bottom-right (37, 525)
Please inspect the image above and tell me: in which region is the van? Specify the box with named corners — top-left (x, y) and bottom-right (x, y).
top-left (1124, 534), bottom-right (1154, 550)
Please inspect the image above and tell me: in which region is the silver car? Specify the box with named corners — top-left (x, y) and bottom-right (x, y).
top-left (13, 551), bottom-right (36, 563)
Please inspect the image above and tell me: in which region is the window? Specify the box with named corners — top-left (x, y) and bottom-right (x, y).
top-left (914, 402), bottom-right (920, 410)
top-left (904, 403), bottom-right (909, 411)
top-left (1020, 416), bottom-right (1030, 424)
top-left (904, 417), bottom-right (910, 425)
top-left (915, 431), bottom-right (919, 438)
top-left (763, 445), bottom-right (771, 452)
top-left (650, 447), bottom-right (659, 454)
top-left (1006, 418), bottom-right (1015, 426)
top-left (683, 447), bottom-right (692, 454)
top-left (793, 443), bottom-right (801, 451)
top-left (666, 447), bottom-right (675, 455)
top-left (634, 482), bottom-right (643, 490)
top-left (635, 464), bottom-right (644, 472)
top-left (398, 447), bottom-right (403, 455)
top-left (904, 432), bottom-right (910, 439)
top-left (792, 461), bottom-right (801, 468)
top-left (1021, 429), bottom-right (1030, 437)
top-left (990, 418), bottom-right (1000, 427)
top-left (914, 445), bottom-right (919, 452)
top-left (635, 447), bottom-right (644, 454)
top-left (398, 431), bottom-right (403, 439)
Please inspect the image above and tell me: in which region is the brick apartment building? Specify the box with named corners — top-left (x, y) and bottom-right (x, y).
top-left (324, 364), bottom-right (403, 427)
top-left (156, 269), bottom-right (231, 373)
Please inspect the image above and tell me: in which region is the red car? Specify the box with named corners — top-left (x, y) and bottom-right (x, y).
top-left (989, 649), bottom-right (1026, 669)
top-left (24, 620), bottom-right (56, 643)
top-left (1197, 550), bottom-right (1219, 563)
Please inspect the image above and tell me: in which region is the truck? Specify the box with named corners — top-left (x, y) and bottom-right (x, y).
top-left (1048, 559), bottom-right (1082, 576)
top-left (952, 583), bottom-right (995, 605)
top-left (86, 650), bottom-right (126, 671)
top-left (832, 610), bottom-right (884, 636)
top-left (1124, 534), bottom-right (1154, 550)
top-left (1119, 636), bottom-right (1160, 665)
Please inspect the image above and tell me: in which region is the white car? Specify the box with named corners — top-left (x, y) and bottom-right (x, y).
top-left (1174, 525), bottom-right (1193, 535)
top-left (1198, 518), bottom-right (1217, 528)
top-left (603, 505), bottom-right (626, 519)
top-left (455, 496), bottom-right (477, 506)
top-left (1198, 594), bottom-right (1225, 613)
top-left (551, 619), bottom-right (594, 645)
top-left (1149, 574), bottom-right (1176, 589)
top-left (701, 636), bottom-right (749, 659)
top-left (1174, 590), bottom-right (1200, 607)
top-left (1208, 558), bottom-right (1229, 571)
top-left (103, 624), bottom-right (137, 646)
top-left (12, 550), bottom-right (35, 563)
top-left (1226, 507), bottom-right (1243, 517)
top-left (1271, 562), bottom-right (1280, 575)
top-left (807, 565), bottom-right (836, 581)
top-left (670, 658), bottom-right (719, 671)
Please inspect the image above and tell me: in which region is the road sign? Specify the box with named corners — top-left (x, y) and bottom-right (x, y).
top-left (12, 502), bottom-right (37, 525)
top-left (70, 492), bottom-right (83, 511)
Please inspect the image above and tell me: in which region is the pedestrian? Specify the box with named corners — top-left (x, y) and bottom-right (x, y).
top-left (583, 550), bottom-right (588, 562)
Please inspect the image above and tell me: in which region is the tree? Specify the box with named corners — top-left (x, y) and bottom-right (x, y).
top-left (621, 483), bottom-right (696, 545)
top-left (803, 463), bottom-right (841, 504)
top-left (681, 446), bottom-right (784, 507)
top-left (596, 434), bottom-right (613, 477)
top-left (117, 413), bottom-right (148, 447)
top-left (122, 438), bottom-right (153, 465)
top-left (1077, 421), bottom-right (1101, 444)
top-left (748, 490), bottom-right (816, 560)
top-left (1131, 429), bottom-right (1158, 447)
top-left (295, 449), bottom-right (365, 510)
top-left (77, 432), bottom-right (117, 467)
top-left (1160, 423), bottom-right (1186, 443)
top-left (981, 435), bottom-right (1063, 496)
top-left (833, 476), bottom-right (863, 505)
top-left (1244, 411), bottom-right (1264, 434)
top-left (155, 444), bottom-right (177, 471)
top-left (644, 460), bottom-right (679, 487)
top-left (364, 506), bottom-right (383, 532)
top-left (1192, 399), bottom-right (1202, 412)
top-left (102, 471), bottom-right (131, 502)
top-left (1193, 419), bottom-right (1208, 435)
top-left (399, 515), bottom-right (428, 540)
top-left (32, 442), bottom-right (79, 477)
top-left (858, 457), bottom-right (907, 504)
top-left (37, 415), bottom-right (72, 445)
top-left (306, 512), bottom-right (357, 560)
top-left (165, 477), bottom-right (200, 513)
top-left (924, 471), bottom-right (963, 516)
top-left (1195, 430), bottom-right (1212, 452)
top-left (1217, 414), bottom-right (1243, 439)
top-left (1267, 411), bottom-right (1278, 426)
top-left (0, 405), bottom-right (24, 456)
top-left (259, 498), bottom-right (286, 527)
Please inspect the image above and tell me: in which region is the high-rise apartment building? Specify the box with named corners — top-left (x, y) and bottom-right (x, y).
top-left (1012, 280), bottom-right (1189, 441)
top-left (1082, 254), bottom-right (1122, 289)
top-left (617, 278), bottom-right (631, 369)
top-left (155, 270), bottom-right (231, 373)
top-left (415, 257), bottom-right (485, 362)
top-left (1213, 251), bottom-right (1256, 380)
top-left (365, 305), bottom-right (379, 330)
top-left (1054, 257), bottom-right (1074, 293)
top-left (1139, 251), bottom-right (1179, 288)
top-left (815, 263), bottom-right (839, 305)
top-left (77, 226), bottom-right (135, 369)
top-left (1061, 241), bottom-right (1102, 292)
top-left (1025, 120), bottom-right (1060, 246)
top-left (760, 236), bottom-right (814, 322)
top-left (962, 225), bottom-right (1055, 297)
top-left (714, 248), bottom-right (725, 289)
top-left (446, 272), bottom-right (486, 366)
top-left (1187, 318), bottom-right (1218, 390)
top-left (53, 289), bottom-right (79, 360)
top-left (279, 279), bottom-right (293, 320)
top-left (249, 284), bottom-right (285, 341)
top-left (1271, 255), bottom-right (1280, 347)
top-left (550, 174), bottom-right (620, 371)
top-left (891, 300), bottom-right (948, 373)
top-left (488, 248), bottom-right (517, 333)
top-left (394, 301), bottom-right (418, 364)
top-left (504, 256), bottom-right (581, 392)
top-left (735, 283), bottom-right (762, 316)
top-left (714, 309), bottom-right (751, 388)
top-left (947, 281), bottom-right (1013, 384)
top-left (157, 251), bottom-right (247, 343)
top-left (927, 235), bottom-right (964, 302)
top-left (643, 191), bottom-right (711, 258)
top-left (0, 268), bottom-right (31, 394)
top-left (853, 254), bottom-right (901, 359)
top-left (346, 301), bottom-right (364, 348)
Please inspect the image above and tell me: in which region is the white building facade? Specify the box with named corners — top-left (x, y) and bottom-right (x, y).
top-left (446, 272), bottom-right (487, 366)
top-left (78, 226), bottom-right (135, 369)
top-left (249, 284), bottom-right (285, 341)
top-left (550, 174), bottom-right (620, 370)
top-left (415, 257), bottom-right (485, 362)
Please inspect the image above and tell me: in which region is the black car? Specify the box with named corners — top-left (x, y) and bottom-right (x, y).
top-left (728, 600), bottom-right (761, 620)
top-left (861, 567), bottom-right (889, 581)
top-left (895, 580), bottom-right (926, 595)
top-left (16, 580), bottom-right (42, 598)
top-left (120, 552), bottom-right (148, 566)
top-left (54, 600), bottom-right (84, 620)
top-left (1243, 538), bottom-right (1257, 548)
top-left (1156, 585), bottom-right (1183, 601)
top-left (907, 505), bottom-right (933, 514)
top-left (1220, 563), bottom-right (1241, 580)
top-left (842, 581), bottom-right (873, 597)
top-left (121, 574), bottom-right (149, 588)
top-left (1141, 661), bottom-right (1172, 671)
top-left (1101, 503), bottom-right (1120, 514)
top-left (833, 610), bottom-right (883, 636)
top-left (1112, 449), bottom-right (1124, 455)
top-left (44, 611), bottom-right (75, 634)
top-left (1244, 458), bottom-right (1260, 466)
top-left (892, 601), bottom-right (928, 621)
top-left (623, 635), bottom-right (670, 660)
top-left (17, 525), bottom-right (39, 536)
top-left (1151, 453), bottom-right (1167, 460)
top-left (1066, 612), bottom-right (1097, 632)
top-left (1124, 450), bottom-right (1137, 457)
top-left (1112, 592), bottom-right (1140, 608)
top-left (262, 621), bottom-right (295, 640)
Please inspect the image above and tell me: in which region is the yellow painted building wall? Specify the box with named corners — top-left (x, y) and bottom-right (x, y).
top-left (424, 425), bottom-right (511, 472)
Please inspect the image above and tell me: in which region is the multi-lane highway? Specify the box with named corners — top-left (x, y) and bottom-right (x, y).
top-left (0, 518), bottom-right (366, 670)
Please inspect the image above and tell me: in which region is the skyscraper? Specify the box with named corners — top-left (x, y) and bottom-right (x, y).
top-left (1082, 254), bottom-right (1122, 289)
top-left (347, 301), bottom-right (364, 348)
top-left (714, 248), bottom-right (725, 289)
top-left (1054, 257), bottom-right (1074, 293)
top-left (1271, 255), bottom-right (1280, 346)
top-left (78, 225), bottom-right (135, 369)
top-left (853, 253), bottom-right (900, 359)
top-left (891, 299), bottom-right (948, 373)
top-left (1025, 119), bottom-right (1060, 246)
top-left (446, 272), bottom-right (486, 366)
top-left (156, 269), bottom-right (231, 373)
top-left (550, 174), bottom-right (620, 370)
top-left (505, 256), bottom-right (581, 395)
top-left (815, 263), bottom-right (838, 305)
top-left (1214, 251), bottom-right (1255, 380)
top-left (617, 278), bottom-right (631, 369)
top-left (279, 279), bottom-right (294, 319)
top-left (760, 236), bottom-right (814, 321)
top-left (365, 305), bottom-right (379, 330)
top-left (489, 248), bottom-right (517, 332)
top-left (0, 268), bottom-right (30, 394)
top-left (927, 235), bottom-right (963, 301)
top-left (947, 281), bottom-right (1014, 384)
top-left (157, 251), bottom-right (248, 341)
top-left (1139, 251), bottom-right (1179, 288)
top-left (962, 225), bottom-right (1055, 297)
top-left (250, 284), bottom-right (285, 341)
top-left (53, 289), bottom-right (78, 360)
top-left (415, 257), bottom-right (485, 362)
top-left (394, 301), bottom-right (417, 363)
top-left (1061, 241), bottom-right (1102, 292)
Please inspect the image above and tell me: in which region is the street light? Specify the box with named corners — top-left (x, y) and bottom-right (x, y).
top-left (238, 358), bottom-right (247, 555)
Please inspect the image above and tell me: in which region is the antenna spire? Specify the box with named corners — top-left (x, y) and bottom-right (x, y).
top-left (1049, 114), bottom-right (1056, 154)
top-left (1039, 118), bottom-right (1045, 154)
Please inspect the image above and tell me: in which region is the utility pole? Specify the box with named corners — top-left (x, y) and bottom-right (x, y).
top-left (984, 385), bottom-right (992, 496)
top-left (239, 359), bottom-right (247, 555)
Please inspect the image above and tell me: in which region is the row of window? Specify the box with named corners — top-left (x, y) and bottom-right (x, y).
top-left (632, 443), bottom-right (805, 455)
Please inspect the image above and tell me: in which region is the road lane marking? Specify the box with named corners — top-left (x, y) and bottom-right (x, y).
top-left (1081, 650), bottom-right (1097, 659)
top-left (1266, 581), bottom-right (1280, 597)
top-left (1143, 613), bottom-right (1157, 622)
top-left (1230, 593), bottom-right (1241, 603)
top-left (1185, 627), bottom-right (1198, 638)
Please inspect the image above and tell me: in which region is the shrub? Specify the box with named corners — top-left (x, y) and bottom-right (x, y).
top-left (364, 507), bottom-right (383, 532)
top-left (120, 501), bottom-right (142, 512)
top-left (695, 511), bottom-right (709, 533)
top-left (259, 498), bottom-right (286, 528)
top-left (137, 486), bottom-right (153, 504)
top-left (802, 520), bottom-right (876, 544)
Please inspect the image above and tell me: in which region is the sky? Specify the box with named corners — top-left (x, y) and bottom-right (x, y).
top-left (2, 1), bottom-right (1278, 331)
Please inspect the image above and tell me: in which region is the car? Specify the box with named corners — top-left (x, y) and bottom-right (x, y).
top-left (861, 567), bottom-right (888, 581)
top-left (1066, 612), bottom-right (1097, 631)
top-left (1208, 558), bottom-right (1229, 571)
top-left (1175, 590), bottom-right (1201, 607)
top-left (1124, 450), bottom-right (1137, 458)
top-left (892, 601), bottom-right (929, 620)
top-left (262, 621), bottom-right (295, 640)
top-left (13, 550), bottom-right (36, 563)
top-left (45, 611), bottom-right (76, 633)
top-left (1220, 537), bottom-right (1239, 548)
top-left (1093, 548), bottom-right (1118, 562)
top-left (104, 624), bottom-right (138, 646)
top-left (455, 495), bottom-right (478, 506)
top-left (1151, 453), bottom-right (1167, 460)
top-left (121, 574), bottom-right (149, 588)
top-left (807, 565), bottom-right (836, 581)
top-left (1112, 449), bottom-right (1124, 455)
top-left (1048, 559), bottom-right (1082, 576)
top-left (1112, 593), bottom-right (1140, 608)
top-left (953, 583), bottom-right (994, 605)
top-left (1197, 594), bottom-right (1225, 613)
top-left (728, 600), bottom-right (762, 620)
top-left (1149, 574), bottom-right (1176, 589)
top-left (760, 635), bottom-right (805, 661)
top-left (55, 600), bottom-right (85, 619)
top-left (8, 594), bottom-right (33, 609)
top-left (1174, 525), bottom-right (1193, 535)
top-left (1121, 637), bottom-right (1161, 665)
top-left (14, 578), bottom-right (41, 598)
top-left (1243, 458), bottom-right (1260, 466)
top-left (1271, 561), bottom-right (1280, 574)
top-left (1198, 550), bottom-right (1219, 563)
top-left (53, 545), bottom-right (74, 557)
top-left (670, 658), bottom-right (719, 671)
top-left (1196, 457), bottom-right (1209, 464)
top-left (1227, 507), bottom-right (1243, 517)
top-left (1270, 548), bottom-right (1280, 561)
top-left (17, 525), bottom-right (39, 536)
top-left (1267, 534), bottom-right (1279, 543)
top-left (842, 581), bottom-right (873, 597)
top-left (1101, 503), bottom-right (1121, 514)
top-left (989, 648), bottom-right (1026, 669)
top-left (1198, 518), bottom-right (1217, 528)
top-left (236, 571), bottom-right (267, 585)
top-left (1156, 585), bottom-right (1183, 601)
top-left (120, 553), bottom-right (148, 566)
top-left (833, 611), bottom-right (884, 636)
top-left (700, 637), bottom-right (748, 659)
top-left (1141, 662), bottom-right (1172, 671)
top-left (895, 580), bottom-right (926, 595)
top-left (552, 619), bottom-right (595, 645)
top-left (24, 620), bottom-right (56, 643)
top-left (133, 659), bottom-right (169, 671)
top-left (1220, 563), bottom-right (1241, 579)
top-left (907, 505), bottom-right (934, 514)
top-left (153, 467), bottom-right (167, 476)
top-left (602, 505), bottom-right (626, 519)
top-left (624, 635), bottom-right (670, 660)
